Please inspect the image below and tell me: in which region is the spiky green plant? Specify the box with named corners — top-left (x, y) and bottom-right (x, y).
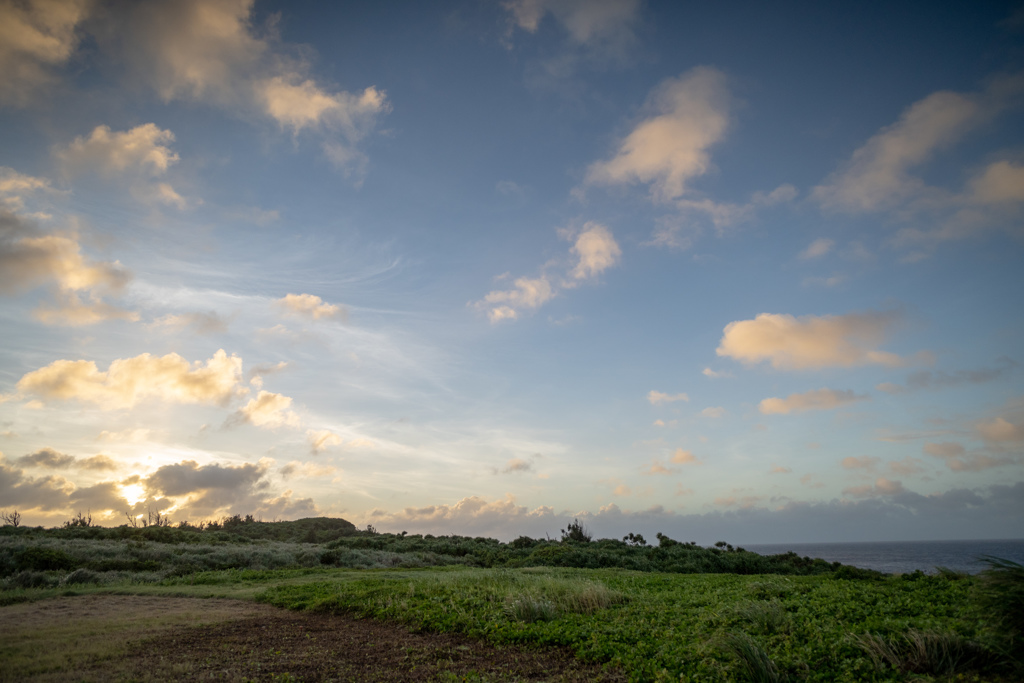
top-left (722, 633), bottom-right (785, 683)
top-left (974, 555), bottom-right (1024, 669)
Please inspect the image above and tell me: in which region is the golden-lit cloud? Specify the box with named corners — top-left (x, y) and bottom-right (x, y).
top-left (968, 160), bottom-right (1024, 204)
top-left (0, 0), bottom-right (90, 104)
top-left (276, 293), bottom-right (346, 321)
top-left (58, 124), bottom-right (179, 177)
top-left (55, 123), bottom-right (188, 208)
top-left (976, 416), bottom-right (1024, 443)
top-left (478, 276), bottom-right (554, 323)
top-left (759, 388), bottom-right (867, 415)
top-left (258, 77), bottom-right (388, 135)
top-left (0, 212), bottom-right (135, 325)
top-left (641, 461), bottom-right (673, 475)
top-left (670, 448), bottom-right (700, 465)
top-left (236, 390), bottom-right (300, 428)
top-left (813, 75), bottom-right (1024, 252)
top-left (700, 407), bottom-right (725, 418)
top-left (647, 390), bottom-right (688, 405)
top-left (17, 349), bottom-right (245, 409)
top-left (476, 223), bottom-right (620, 323)
top-left (307, 429), bottom-right (341, 453)
top-left (717, 310), bottom-right (908, 370)
top-left (813, 77), bottom-right (1023, 212)
top-left (924, 441), bottom-right (1014, 472)
top-left (113, 0), bottom-right (389, 175)
top-left (568, 222), bottom-right (621, 281)
top-left (585, 67), bottom-right (729, 202)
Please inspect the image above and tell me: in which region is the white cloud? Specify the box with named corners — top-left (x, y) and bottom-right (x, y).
top-left (799, 238), bottom-right (834, 260)
top-left (759, 388), bottom-right (867, 415)
top-left (585, 67), bottom-right (730, 202)
top-left (276, 293), bottom-right (346, 321)
top-left (647, 390), bottom-right (688, 405)
top-left (0, 0), bottom-right (90, 104)
top-left (702, 367), bottom-right (731, 379)
top-left (670, 448), bottom-right (700, 465)
top-left (17, 349), bottom-right (245, 409)
top-left (55, 124), bottom-right (188, 208)
top-left (114, 0), bottom-right (389, 175)
top-left (0, 167), bottom-right (53, 211)
top-left (235, 390), bottom-right (300, 429)
top-left (58, 124), bottom-right (179, 177)
top-left (717, 310), bottom-right (910, 370)
top-left (568, 222), bottom-right (621, 281)
top-left (477, 276), bottom-right (554, 323)
top-left (0, 210), bottom-right (136, 325)
top-left (813, 77), bottom-right (1023, 212)
top-left (968, 160), bottom-right (1024, 204)
top-left (475, 223), bottom-right (620, 323)
top-left (700, 407), bottom-right (725, 418)
top-left (812, 75), bottom-right (1024, 252)
top-left (976, 415), bottom-right (1024, 443)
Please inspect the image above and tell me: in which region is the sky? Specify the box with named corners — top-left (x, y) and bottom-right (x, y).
top-left (1, 0), bottom-right (1023, 544)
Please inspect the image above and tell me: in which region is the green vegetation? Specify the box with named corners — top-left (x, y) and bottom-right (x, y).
top-left (2, 514), bottom-right (1021, 681)
top-left (0, 514), bottom-right (859, 593)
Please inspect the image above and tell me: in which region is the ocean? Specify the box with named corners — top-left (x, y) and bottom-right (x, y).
top-left (743, 538), bottom-right (1024, 574)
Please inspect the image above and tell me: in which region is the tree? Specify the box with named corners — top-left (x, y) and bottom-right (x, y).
top-left (560, 518), bottom-right (592, 543)
top-left (1, 510), bottom-right (21, 527)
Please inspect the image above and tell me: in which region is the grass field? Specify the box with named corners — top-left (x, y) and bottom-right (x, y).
top-left (2, 517), bottom-right (1021, 681)
top-left (0, 564), bottom-right (1015, 682)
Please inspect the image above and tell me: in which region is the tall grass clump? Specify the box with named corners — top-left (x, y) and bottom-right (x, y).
top-left (722, 633), bottom-right (786, 683)
top-left (852, 630), bottom-right (988, 676)
top-left (974, 555), bottom-right (1024, 670)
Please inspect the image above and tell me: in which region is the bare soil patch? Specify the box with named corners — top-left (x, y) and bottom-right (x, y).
top-left (1, 595), bottom-right (624, 682)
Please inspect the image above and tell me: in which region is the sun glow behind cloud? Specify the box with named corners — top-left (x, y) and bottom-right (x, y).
top-left (0, 1), bottom-right (1020, 543)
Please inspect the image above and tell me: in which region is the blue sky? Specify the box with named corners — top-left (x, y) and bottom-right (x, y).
top-left (1, 0), bottom-right (1022, 543)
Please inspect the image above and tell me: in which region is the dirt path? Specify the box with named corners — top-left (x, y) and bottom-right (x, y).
top-left (0, 595), bottom-right (625, 682)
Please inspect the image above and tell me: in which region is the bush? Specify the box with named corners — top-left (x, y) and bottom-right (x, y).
top-left (61, 568), bottom-right (101, 586)
top-left (6, 570), bottom-right (57, 589)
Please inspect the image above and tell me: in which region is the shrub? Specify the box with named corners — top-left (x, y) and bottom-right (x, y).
top-left (6, 570), bottom-right (57, 589)
top-left (61, 568), bottom-right (101, 586)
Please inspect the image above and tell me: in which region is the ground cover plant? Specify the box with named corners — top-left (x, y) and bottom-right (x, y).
top-left (2, 514), bottom-right (1020, 681)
